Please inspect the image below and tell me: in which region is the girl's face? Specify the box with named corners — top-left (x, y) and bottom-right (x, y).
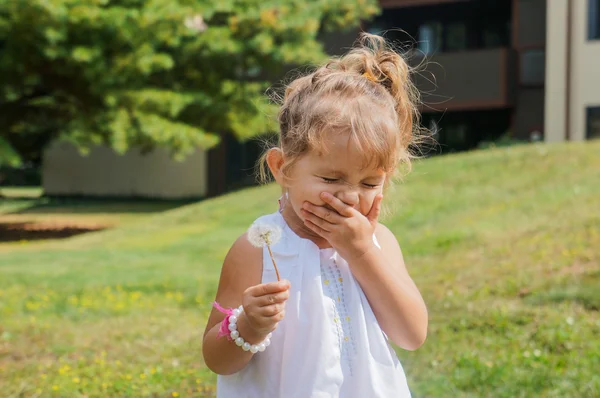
top-left (276, 133), bottom-right (386, 237)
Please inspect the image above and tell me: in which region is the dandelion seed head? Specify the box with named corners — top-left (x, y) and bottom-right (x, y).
top-left (247, 223), bottom-right (282, 248)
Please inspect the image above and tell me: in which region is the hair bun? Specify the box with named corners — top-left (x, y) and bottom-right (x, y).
top-left (336, 32), bottom-right (418, 145)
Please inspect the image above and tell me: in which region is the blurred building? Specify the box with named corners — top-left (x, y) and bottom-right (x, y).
top-left (357, 0), bottom-right (600, 148)
top-left (43, 0), bottom-right (600, 199)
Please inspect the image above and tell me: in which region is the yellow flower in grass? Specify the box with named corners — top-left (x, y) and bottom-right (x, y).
top-left (73, 377), bottom-right (80, 383)
top-left (172, 393), bottom-right (179, 397)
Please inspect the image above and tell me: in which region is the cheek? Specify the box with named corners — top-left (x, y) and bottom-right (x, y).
top-left (360, 192), bottom-right (379, 213)
top-left (295, 182), bottom-right (329, 204)
top-left (287, 187), bottom-right (321, 216)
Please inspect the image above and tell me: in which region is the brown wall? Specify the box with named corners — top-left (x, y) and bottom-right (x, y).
top-left (319, 27), bottom-right (361, 56)
top-left (512, 0), bottom-right (546, 138)
top-left (516, 0), bottom-right (547, 47)
top-left (380, 0), bottom-right (470, 8)
top-left (513, 88), bottom-right (545, 139)
top-left (413, 48), bottom-right (515, 112)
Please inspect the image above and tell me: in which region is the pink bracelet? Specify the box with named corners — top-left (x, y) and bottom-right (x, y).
top-left (213, 302), bottom-right (271, 353)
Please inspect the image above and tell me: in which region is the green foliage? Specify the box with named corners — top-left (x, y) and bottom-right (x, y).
top-left (0, 0), bottom-right (379, 163)
top-left (0, 137), bottom-right (22, 167)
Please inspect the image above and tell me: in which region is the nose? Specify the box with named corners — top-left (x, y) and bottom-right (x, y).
top-left (334, 188), bottom-right (359, 208)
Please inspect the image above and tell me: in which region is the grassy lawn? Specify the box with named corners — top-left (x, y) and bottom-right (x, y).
top-left (0, 187), bottom-right (44, 199)
top-left (1, 141), bottom-right (599, 397)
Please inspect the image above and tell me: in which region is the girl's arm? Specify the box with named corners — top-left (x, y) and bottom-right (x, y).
top-left (202, 234), bottom-right (289, 375)
top-left (350, 224), bottom-right (428, 350)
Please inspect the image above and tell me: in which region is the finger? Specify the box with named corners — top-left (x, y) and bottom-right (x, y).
top-left (320, 192), bottom-right (355, 217)
top-left (304, 218), bottom-right (329, 237)
top-left (259, 302), bottom-right (286, 317)
top-left (300, 209), bottom-right (332, 231)
top-left (367, 194), bottom-right (383, 223)
top-left (302, 202), bottom-right (344, 224)
top-left (266, 309), bottom-right (286, 323)
top-left (257, 290), bottom-right (290, 307)
top-left (248, 280), bottom-right (290, 298)
top-left (252, 310), bottom-right (285, 329)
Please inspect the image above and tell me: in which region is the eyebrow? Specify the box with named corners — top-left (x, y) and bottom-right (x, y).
top-left (319, 168), bottom-right (346, 176)
top-left (318, 168), bottom-right (385, 180)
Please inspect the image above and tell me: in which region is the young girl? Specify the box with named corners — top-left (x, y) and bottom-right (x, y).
top-left (203, 33), bottom-right (428, 397)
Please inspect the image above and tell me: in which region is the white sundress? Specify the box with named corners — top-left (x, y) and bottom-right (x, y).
top-left (217, 211), bottom-right (412, 398)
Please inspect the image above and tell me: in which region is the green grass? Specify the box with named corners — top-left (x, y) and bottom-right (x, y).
top-left (0, 186), bottom-right (43, 199)
top-left (1, 141), bottom-right (599, 397)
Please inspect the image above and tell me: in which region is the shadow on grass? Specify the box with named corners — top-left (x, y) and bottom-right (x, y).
top-left (525, 270), bottom-right (600, 311)
top-left (6, 196), bottom-right (197, 215)
top-left (0, 221), bottom-right (108, 242)
top-left (0, 194), bottom-right (202, 242)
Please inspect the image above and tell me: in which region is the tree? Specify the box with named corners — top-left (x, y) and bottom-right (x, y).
top-left (0, 0), bottom-right (379, 166)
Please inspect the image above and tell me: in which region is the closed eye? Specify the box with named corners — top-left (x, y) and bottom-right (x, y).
top-left (363, 183), bottom-right (379, 189)
top-left (321, 177), bottom-right (338, 184)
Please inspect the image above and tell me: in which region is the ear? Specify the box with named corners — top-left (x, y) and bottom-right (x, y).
top-left (266, 148), bottom-right (286, 186)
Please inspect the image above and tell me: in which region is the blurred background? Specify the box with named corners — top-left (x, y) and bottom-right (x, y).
top-left (1, 0), bottom-right (599, 397)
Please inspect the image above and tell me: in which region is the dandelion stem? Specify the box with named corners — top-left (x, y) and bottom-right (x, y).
top-left (266, 244), bottom-right (281, 282)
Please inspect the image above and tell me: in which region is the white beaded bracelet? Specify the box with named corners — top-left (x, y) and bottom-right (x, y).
top-left (228, 305), bottom-right (272, 354)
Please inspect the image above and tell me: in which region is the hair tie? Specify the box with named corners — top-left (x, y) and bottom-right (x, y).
top-left (362, 71), bottom-right (378, 82)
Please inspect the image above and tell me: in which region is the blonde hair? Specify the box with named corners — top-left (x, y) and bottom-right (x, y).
top-left (258, 32), bottom-right (422, 186)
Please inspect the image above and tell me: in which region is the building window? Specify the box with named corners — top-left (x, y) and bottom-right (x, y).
top-left (590, 0), bottom-right (600, 39)
top-left (445, 22), bottom-right (468, 52)
top-left (587, 107), bottom-right (600, 139)
top-left (521, 49), bottom-right (545, 85)
top-left (442, 124), bottom-right (469, 151)
top-left (418, 22), bottom-right (443, 54)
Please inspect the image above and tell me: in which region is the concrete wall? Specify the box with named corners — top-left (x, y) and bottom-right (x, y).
top-left (545, 0), bottom-right (600, 142)
top-left (43, 141), bottom-right (208, 199)
top-left (544, 0), bottom-right (568, 142)
top-left (571, 0), bottom-right (600, 140)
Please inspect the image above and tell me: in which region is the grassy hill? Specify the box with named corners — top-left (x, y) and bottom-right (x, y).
top-left (1, 141), bottom-right (599, 397)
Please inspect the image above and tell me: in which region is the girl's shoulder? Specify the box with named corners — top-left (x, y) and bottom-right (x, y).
top-left (374, 222), bottom-right (406, 266)
top-left (374, 222), bottom-right (395, 241)
top-left (217, 214), bottom-right (281, 293)
top-left (220, 212), bottom-right (280, 278)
